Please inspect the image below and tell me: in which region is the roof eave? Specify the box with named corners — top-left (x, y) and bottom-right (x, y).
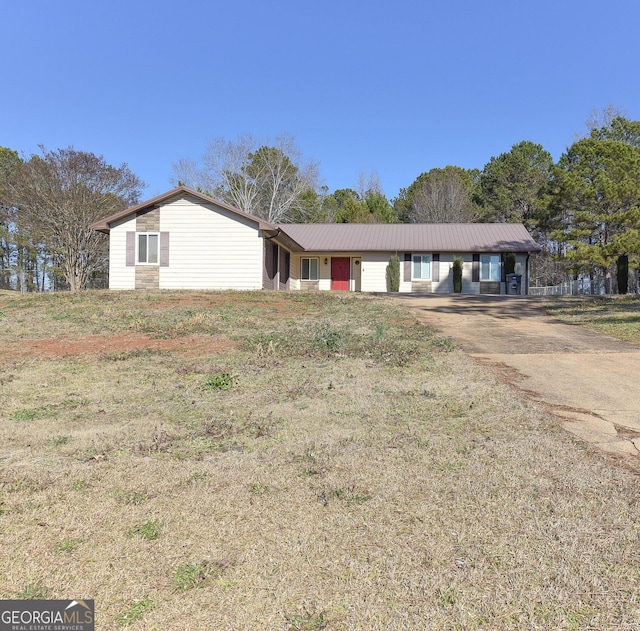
top-left (263, 228), bottom-right (305, 252)
top-left (89, 186), bottom-right (277, 233)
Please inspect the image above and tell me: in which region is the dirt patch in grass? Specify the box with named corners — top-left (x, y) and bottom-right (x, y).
top-left (4, 333), bottom-right (238, 359)
top-left (3, 291), bottom-right (640, 630)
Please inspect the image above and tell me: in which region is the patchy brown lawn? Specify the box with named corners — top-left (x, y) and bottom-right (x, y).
top-left (1, 290), bottom-right (640, 630)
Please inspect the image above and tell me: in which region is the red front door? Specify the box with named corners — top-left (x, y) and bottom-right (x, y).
top-left (331, 257), bottom-right (350, 291)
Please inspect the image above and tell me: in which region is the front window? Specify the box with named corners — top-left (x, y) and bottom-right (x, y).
top-left (412, 254), bottom-right (432, 280)
top-left (138, 233), bottom-right (159, 264)
top-left (301, 257), bottom-right (319, 281)
top-left (481, 254), bottom-right (501, 281)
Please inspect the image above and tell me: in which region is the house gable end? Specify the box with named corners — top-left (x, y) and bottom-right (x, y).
top-left (90, 186), bottom-right (276, 233)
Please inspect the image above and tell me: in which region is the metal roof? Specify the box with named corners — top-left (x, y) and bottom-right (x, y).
top-left (276, 223), bottom-right (541, 253)
top-left (89, 187), bottom-right (540, 254)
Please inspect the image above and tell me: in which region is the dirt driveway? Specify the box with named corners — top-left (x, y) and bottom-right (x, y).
top-left (394, 294), bottom-right (640, 458)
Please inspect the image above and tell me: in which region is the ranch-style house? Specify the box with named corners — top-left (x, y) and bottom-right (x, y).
top-left (90, 186), bottom-right (541, 294)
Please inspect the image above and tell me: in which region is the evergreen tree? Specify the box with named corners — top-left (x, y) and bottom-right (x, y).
top-left (550, 137), bottom-right (640, 293)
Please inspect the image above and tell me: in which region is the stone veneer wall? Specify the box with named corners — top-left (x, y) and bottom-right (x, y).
top-left (136, 208), bottom-right (160, 231)
top-left (479, 281), bottom-right (501, 294)
top-left (135, 209), bottom-right (160, 289)
top-left (136, 266), bottom-right (160, 289)
top-left (411, 281), bottom-right (433, 294)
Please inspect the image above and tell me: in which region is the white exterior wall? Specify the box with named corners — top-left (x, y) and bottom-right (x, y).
top-left (289, 253), bottom-right (326, 290)
top-left (290, 253), bottom-right (357, 291)
top-left (158, 198), bottom-right (263, 289)
top-left (361, 254), bottom-right (393, 292)
top-left (398, 253), bottom-right (458, 293)
top-left (515, 254), bottom-right (527, 277)
top-left (460, 255), bottom-right (479, 294)
top-left (318, 258), bottom-right (332, 291)
top-left (445, 253), bottom-right (530, 294)
top-left (433, 254), bottom-right (479, 295)
top-left (109, 216), bottom-right (136, 289)
top-left (433, 254), bottom-right (454, 293)
top-left (290, 253), bottom-right (401, 292)
top-left (398, 256), bottom-right (411, 293)
top-left (284, 251), bottom-right (532, 294)
top-left (399, 253), bottom-right (529, 294)
top-left (107, 196), bottom-right (264, 290)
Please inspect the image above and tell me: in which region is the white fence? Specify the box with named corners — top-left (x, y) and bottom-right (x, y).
top-left (530, 277), bottom-right (639, 296)
top-left (529, 281), bottom-right (581, 296)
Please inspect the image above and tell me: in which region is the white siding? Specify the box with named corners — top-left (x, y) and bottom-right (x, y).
top-left (281, 250), bottom-right (530, 294)
top-left (315, 253), bottom-right (388, 292)
top-left (461, 255), bottom-right (479, 294)
top-left (319, 256), bottom-right (332, 291)
top-left (290, 253), bottom-right (349, 291)
top-left (428, 254), bottom-right (480, 294)
top-left (158, 198), bottom-right (263, 290)
top-left (109, 216), bottom-right (136, 289)
top-left (361, 254), bottom-right (392, 293)
top-left (399, 258), bottom-right (411, 292)
top-left (433, 254), bottom-right (453, 294)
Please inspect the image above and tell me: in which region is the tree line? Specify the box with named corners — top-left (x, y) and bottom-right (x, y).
top-left (0, 147), bottom-right (143, 291)
top-left (1, 110), bottom-right (639, 292)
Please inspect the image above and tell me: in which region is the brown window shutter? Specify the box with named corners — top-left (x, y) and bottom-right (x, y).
top-left (432, 253), bottom-right (440, 282)
top-left (472, 254), bottom-right (480, 282)
top-left (126, 232), bottom-right (135, 266)
top-left (404, 253), bottom-right (411, 282)
top-left (159, 232), bottom-right (170, 267)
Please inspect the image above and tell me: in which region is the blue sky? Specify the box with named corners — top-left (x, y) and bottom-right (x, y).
top-left (2, 0), bottom-right (639, 201)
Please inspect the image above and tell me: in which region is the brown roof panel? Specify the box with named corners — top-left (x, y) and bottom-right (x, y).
top-left (277, 223), bottom-right (541, 253)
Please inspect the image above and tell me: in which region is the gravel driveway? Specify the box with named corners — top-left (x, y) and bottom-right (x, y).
top-left (394, 294), bottom-right (640, 458)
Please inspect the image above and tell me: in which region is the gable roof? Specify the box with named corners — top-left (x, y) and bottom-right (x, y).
top-left (90, 187), bottom-right (540, 254)
top-left (276, 222), bottom-right (541, 253)
top-left (89, 186), bottom-right (277, 233)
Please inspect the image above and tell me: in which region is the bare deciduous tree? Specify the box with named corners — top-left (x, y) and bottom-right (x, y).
top-left (9, 147), bottom-right (144, 291)
top-left (355, 170), bottom-right (384, 199)
top-left (173, 134), bottom-right (320, 223)
top-left (409, 167), bottom-right (478, 223)
top-left (583, 103), bottom-right (628, 135)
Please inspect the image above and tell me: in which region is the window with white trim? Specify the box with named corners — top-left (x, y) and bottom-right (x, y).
top-left (138, 233), bottom-right (159, 264)
top-left (481, 254), bottom-right (501, 281)
top-left (412, 254), bottom-right (432, 280)
top-left (301, 257), bottom-right (319, 281)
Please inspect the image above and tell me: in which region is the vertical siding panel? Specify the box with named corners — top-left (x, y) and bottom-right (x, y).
top-left (126, 232), bottom-right (135, 266)
top-left (159, 232), bottom-right (170, 267)
top-left (472, 254), bottom-right (480, 282)
top-left (432, 253), bottom-right (440, 282)
top-left (403, 253), bottom-right (412, 282)
top-left (263, 241), bottom-right (278, 289)
top-left (279, 249), bottom-right (290, 290)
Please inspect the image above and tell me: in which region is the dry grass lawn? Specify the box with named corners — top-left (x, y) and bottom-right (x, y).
top-left (1, 290), bottom-right (640, 630)
top-left (545, 295), bottom-right (640, 343)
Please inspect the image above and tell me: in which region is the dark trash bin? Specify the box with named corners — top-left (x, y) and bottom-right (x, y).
top-left (506, 273), bottom-right (522, 295)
